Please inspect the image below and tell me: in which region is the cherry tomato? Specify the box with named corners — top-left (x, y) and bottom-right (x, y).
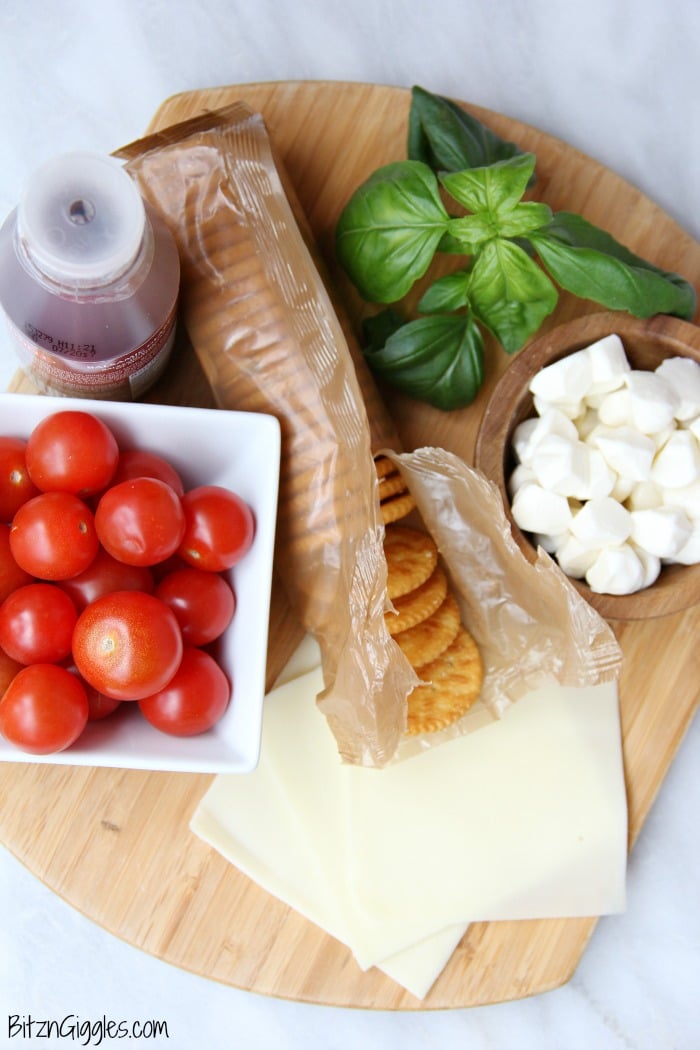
top-left (178, 485), bottom-right (255, 571)
top-left (64, 661), bottom-right (123, 720)
top-left (0, 647), bottom-right (22, 698)
top-left (58, 546), bottom-right (154, 611)
top-left (72, 590), bottom-right (183, 701)
top-left (150, 552), bottom-right (188, 582)
top-left (110, 449), bottom-right (184, 496)
top-left (0, 437), bottom-right (40, 521)
top-left (10, 491), bottom-right (99, 580)
top-left (138, 647), bottom-right (230, 736)
top-left (0, 663), bottom-right (88, 754)
top-left (26, 410), bottom-right (119, 496)
top-left (0, 582), bottom-right (78, 664)
top-left (95, 477), bottom-right (186, 567)
top-left (0, 524), bottom-right (34, 602)
top-left (86, 691), bottom-right (122, 721)
top-left (155, 567), bottom-right (235, 646)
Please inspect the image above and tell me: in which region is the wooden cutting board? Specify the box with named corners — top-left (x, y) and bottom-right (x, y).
top-left (1, 81), bottom-right (699, 1010)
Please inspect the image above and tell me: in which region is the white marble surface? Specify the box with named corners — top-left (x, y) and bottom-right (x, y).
top-left (0, 1), bottom-right (698, 1047)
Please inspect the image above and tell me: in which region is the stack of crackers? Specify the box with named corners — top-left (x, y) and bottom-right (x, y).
top-left (375, 455), bottom-right (484, 738)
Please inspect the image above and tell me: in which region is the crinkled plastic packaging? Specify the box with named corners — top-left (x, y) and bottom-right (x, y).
top-left (116, 103), bottom-right (621, 768)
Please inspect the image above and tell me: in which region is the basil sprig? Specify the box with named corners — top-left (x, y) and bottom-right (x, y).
top-left (335, 86), bottom-right (697, 411)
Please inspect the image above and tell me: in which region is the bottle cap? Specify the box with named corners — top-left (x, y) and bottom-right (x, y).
top-left (17, 152), bottom-right (146, 285)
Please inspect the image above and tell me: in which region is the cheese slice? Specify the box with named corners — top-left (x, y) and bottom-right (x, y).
top-left (344, 683), bottom-right (627, 945)
top-left (191, 645), bottom-right (627, 998)
top-left (192, 692), bottom-right (466, 997)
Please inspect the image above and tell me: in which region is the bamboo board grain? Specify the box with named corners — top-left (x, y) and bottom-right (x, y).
top-left (1, 81), bottom-right (699, 1010)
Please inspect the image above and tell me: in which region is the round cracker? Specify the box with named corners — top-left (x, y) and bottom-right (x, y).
top-left (393, 591), bottom-right (461, 668)
top-left (378, 472), bottom-right (409, 501)
top-left (384, 526), bottom-right (438, 600)
top-left (385, 564), bottom-right (448, 636)
top-left (374, 454), bottom-right (398, 479)
top-left (381, 490), bottom-right (416, 524)
top-left (405, 626), bottom-right (484, 736)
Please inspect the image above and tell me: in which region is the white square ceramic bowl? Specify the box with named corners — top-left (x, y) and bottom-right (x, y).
top-left (0, 392), bottom-right (280, 774)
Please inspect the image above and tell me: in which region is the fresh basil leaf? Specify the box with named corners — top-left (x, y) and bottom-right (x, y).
top-left (417, 270), bottom-right (471, 313)
top-left (469, 240), bottom-right (558, 353)
top-left (362, 308), bottom-right (405, 350)
top-left (408, 85), bottom-right (533, 179)
top-left (363, 313), bottom-right (485, 409)
top-left (439, 153), bottom-right (537, 215)
top-left (436, 227), bottom-right (471, 254)
top-left (336, 160), bottom-right (450, 302)
top-left (530, 212), bottom-right (697, 319)
top-left (444, 214), bottom-right (495, 253)
top-left (497, 201), bottom-right (552, 239)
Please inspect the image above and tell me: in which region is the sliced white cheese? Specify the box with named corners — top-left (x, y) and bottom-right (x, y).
top-left (345, 681), bottom-right (626, 941)
top-left (191, 644), bottom-right (627, 998)
top-left (192, 663), bottom-right (468, 998)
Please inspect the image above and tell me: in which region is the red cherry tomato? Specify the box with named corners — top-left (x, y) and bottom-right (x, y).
top-left (155, 567), bottom-right (235, 646)
top-left (0, 524), bottom-right (34, 602)
top-left (178, 485), bottom-right (255, 571)
top-left (95, 477), bottom-right (186, 567)
top-left (110, 449), bottom-right (185, 496)
top-left (138, 647), bottom-right (230, 736)
top-left (0, 437), bottom-right (40, 521)
top-left (0, 647), bottom-right (23, 698)
top-left (0, 582), bottom-right (78, 664)
top-left (64, 661), bottom-right (123, 720)
top-left (26, 410), bottom-right (119, 496)
top-left (86, 691), bottom-right (122, 721)
top-left (72, 590), bottom-right (183, 701)
top-left (58, 546), bottom-right (154, 611)
top-left (10, 491), bottom-right (99, 580)
top-left (0, 663), bottom-right (88, 754)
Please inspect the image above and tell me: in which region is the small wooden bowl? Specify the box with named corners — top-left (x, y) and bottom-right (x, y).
top-left (475, 312), bottom-right (700, 620)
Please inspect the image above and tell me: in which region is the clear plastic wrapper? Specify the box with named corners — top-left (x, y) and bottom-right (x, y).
top-left (382, 448), bottom-right (622, 758)
top-left (116, 103), bottom-right (621, 768)
top-left (117, 104), bottom-right (414, 767)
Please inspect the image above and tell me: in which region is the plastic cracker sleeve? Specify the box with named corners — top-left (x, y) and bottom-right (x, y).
top-left (115, 103), bottom-right (416, 768)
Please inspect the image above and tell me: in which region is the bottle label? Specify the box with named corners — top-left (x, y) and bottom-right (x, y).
top-left (3, 303), bottom-right (177, 400)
